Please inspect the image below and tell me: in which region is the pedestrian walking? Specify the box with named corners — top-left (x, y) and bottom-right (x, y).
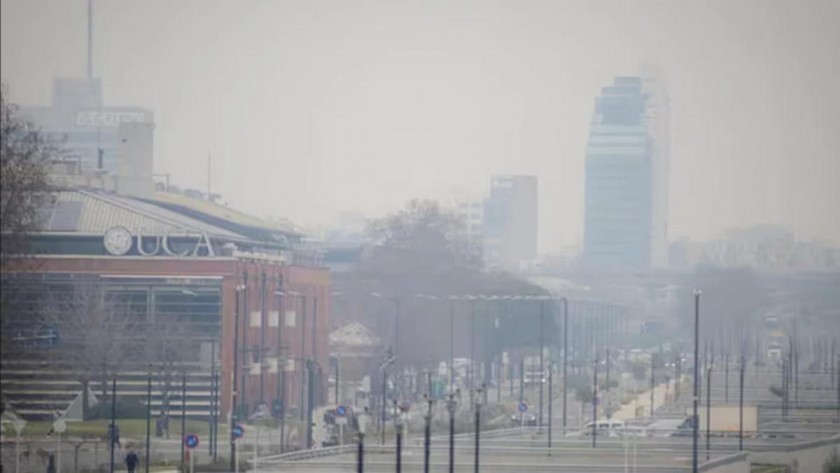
top-left (125, 450), bottom-right (139, 473)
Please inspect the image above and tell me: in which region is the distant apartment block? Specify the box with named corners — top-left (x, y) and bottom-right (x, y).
top-left (482, 175), bottom-right (538, 271)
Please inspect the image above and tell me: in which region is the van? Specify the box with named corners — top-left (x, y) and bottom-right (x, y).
top-left (581, 419), bottom-right (625, 437)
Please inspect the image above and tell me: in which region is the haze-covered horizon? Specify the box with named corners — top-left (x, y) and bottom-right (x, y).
top-left (2, 0), bottom-right (839, 252)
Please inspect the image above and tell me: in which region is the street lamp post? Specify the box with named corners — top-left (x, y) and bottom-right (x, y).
top-left (450, 296), bottom-right (457, 389)
top-left (145, 366), bottom-right (152, 473)
top-left (560, 297), bottom-right (569, 433)
top-left (423, 394), bottom-right (434, 473)
top-left (592, 354), bottom-right (598, 448)
top-left (547, 364), bottom-right (553, 455)
top-left (706, 360), bottom-right (712, 460)
top-left (230, 283), bottom-right (245, 473)
top-left (395, 400), bottom-right (403, 473)
top-left (739, 354), bottom-right (745, 451)
top-left (447, 389), bottom-right (459, 473)
top-left (109, 377), bottom-right (117, 473)
top-left (538, 298), bottom-right (545, 432)
top-left (474, 384), bottom-right (484, 473)
top-left (692, 290), bottom-right (701, 473)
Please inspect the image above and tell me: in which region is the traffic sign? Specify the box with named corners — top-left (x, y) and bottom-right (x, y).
top-left (53, 419), bottom-right (66, 434)
top-left (232, 424), bottom-right (245, 440)
top-left (518, 402), bottom-right (528, 413)
top-left (594, 397), bottom-right (600, 406)
top-left (184, 434), bottom-right (200, 449)
top-left (336, 417), bottom-right (348, 426)
top-left (336, 405), bottom-right (347, 417)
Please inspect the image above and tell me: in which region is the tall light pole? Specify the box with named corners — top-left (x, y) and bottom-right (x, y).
top-left (474, 384), bottom-right (484, 473)
top-left (692, 289), bottom-right (701, 473)
top-left (449, 296), bottom-right (458, 388)
top-left (592, 354), bottom-right (598, 448)
top-left (145, 366), bottom-right (152, 473)
top-left (230, 283), bottom-right (245, 472)
top-left (447, 389), bottom-right (459, 473)
top-left (561, 297), bottom-right (568, 433)
top-left (538, 297), bottom-right (546, 432)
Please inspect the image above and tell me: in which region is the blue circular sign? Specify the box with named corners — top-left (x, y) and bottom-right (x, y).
top-left (518, 402), bottom-right (528, 413)
top-left (594, 397), bottom-right (601, 406)
top-left (232, 424), bottom-right (245, 439)
top-left (184, 434), bottom-right (199, 449)
top-left (336, 405), bottom-right (347, 417)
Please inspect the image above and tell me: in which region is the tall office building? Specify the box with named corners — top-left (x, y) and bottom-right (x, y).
top-left (583, 76), bottom-right (669, 269)
top-left (482, 175), bottom-right (538, 271)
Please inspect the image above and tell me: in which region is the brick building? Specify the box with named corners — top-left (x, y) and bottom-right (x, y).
top-left (0, 188), bottom-right (330, 425)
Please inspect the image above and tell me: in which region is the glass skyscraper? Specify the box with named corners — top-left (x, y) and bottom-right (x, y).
top-left (583, 76), bottom-right (668, 269)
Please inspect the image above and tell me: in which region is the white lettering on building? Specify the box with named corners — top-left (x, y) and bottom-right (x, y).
top-left (103, 226), bottom-right (214, 257)
top-left (75, 111), bottom-right (150, 128)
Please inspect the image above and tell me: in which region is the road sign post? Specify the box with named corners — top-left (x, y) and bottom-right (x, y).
top-left (336, 405), bottom-right (348, 446)
top-left (54, 418), bottom-right (66, 473)
top-left (518, 402), bottom-right (528, 432)
top-left (232, 425), bottom-right (244, 473)
top-left (184, 434), bottom-right (199, 473)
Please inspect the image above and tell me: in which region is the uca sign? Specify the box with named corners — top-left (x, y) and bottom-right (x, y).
top-left (103, 226), bottom-right (215, 257)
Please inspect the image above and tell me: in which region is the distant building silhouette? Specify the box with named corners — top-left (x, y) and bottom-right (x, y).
top-left (583, 76), bottom-right (669, 270)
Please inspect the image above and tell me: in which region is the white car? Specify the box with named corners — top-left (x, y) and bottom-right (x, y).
top-left (581, 419), bottom-right (625, 437)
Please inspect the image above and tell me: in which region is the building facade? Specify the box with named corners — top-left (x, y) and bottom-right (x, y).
top-left (482, 175), bottom-right (538, 270)
top-left (21, 77), bottom-right (154, 175)
top-left (0, 188), bottom-right (330, 426)
top-left (583, 76), bottom-right (669, 269)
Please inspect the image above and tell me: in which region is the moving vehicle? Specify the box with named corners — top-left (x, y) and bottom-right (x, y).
top-left (674, 405), bottom-right (758, 437)
top-left (581, 419), bottom-right (625, 437)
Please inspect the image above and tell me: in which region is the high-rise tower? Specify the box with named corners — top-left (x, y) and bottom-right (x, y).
top-left (583, 76), bottom-right (669, 269)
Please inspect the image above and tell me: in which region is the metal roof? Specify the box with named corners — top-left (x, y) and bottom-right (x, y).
top-left (40, 189), bottom-right (248, 241)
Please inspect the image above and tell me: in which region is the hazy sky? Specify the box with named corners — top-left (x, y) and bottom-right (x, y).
top-left (2, 0), bottom-right (839, 252)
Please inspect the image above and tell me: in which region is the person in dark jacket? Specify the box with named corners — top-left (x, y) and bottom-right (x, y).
top-left (125, 450), bottom-right (139, 473)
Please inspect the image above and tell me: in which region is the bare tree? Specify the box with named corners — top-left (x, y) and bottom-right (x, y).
top-left (144, 317), bottom-right (190, 435)
top-left (365, 199), bottom-right (482, 273)
top-left (0, 84), bottom-right (56, 268)
top-left (39, 281), bottom-right (144, 418)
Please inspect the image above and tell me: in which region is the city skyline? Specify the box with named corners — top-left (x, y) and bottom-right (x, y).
top-left (2, 0), bottom-right (839, 254)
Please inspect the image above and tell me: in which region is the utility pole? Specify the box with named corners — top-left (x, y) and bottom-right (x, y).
top-left (548, 365), bottom-right (553, 454)
top-left (424, 395), bottom-right (432, 473)
top-left (474, 385), bottom-right (483, 473)
top-left (592, 354), bottom-right (598, 448)
top-left (650, 356), bottom-right (655, 418)
top-left (739, 355), bottom-right (745, 451)
top-left (561, 298), bottom-right (568, 433)
top-left (110, 377), bottom-right (117, 473)
top-left (605, 349), bottom-right (610, 419)
top-left (724, 352), bottom-right (729, 404)
top-left (145, 368), bottom-right (152, 473)
top-left (538, 299), bottom-right (545, 432)
top-left (395, 400), bottom-right (402, 473)
top-left (706, 361), bottom-right (712, 460)
top-left (692, 290), bottom-right (701, 473)
top-left (450, 298), bottom-right (456, 388)
top-left (448, 390), bottom-right (457, 473)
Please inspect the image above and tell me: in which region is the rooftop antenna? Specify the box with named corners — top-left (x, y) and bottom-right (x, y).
top-left (87, 0), bottom-right (93, 78)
